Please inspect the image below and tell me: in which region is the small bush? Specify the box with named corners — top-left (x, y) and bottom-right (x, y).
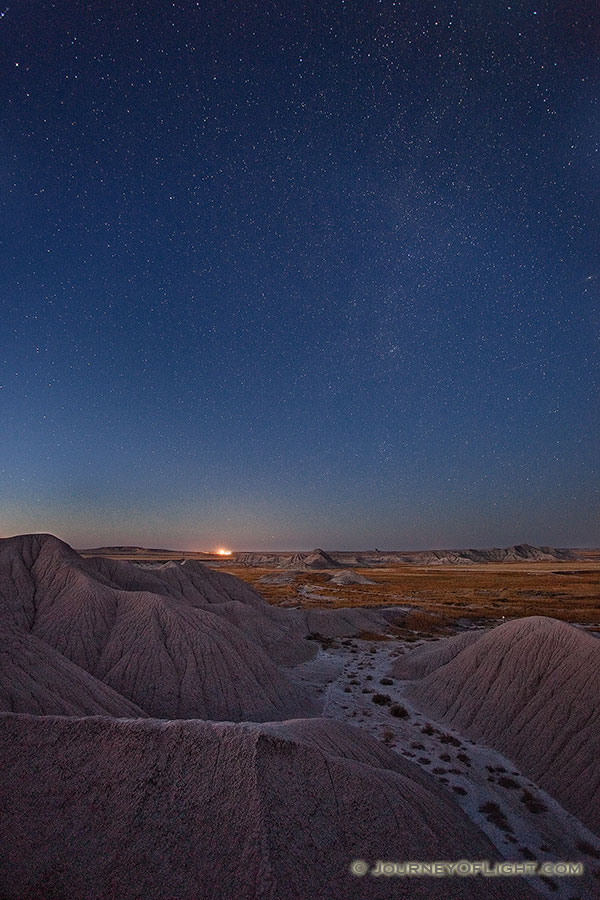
top-left (497, 776), bottom-right (520, 790)
top-left (439, 733), bottom-right (461, 747)
top-left (520, 789), bottom-right (547, 814)
top-left (382, 727), bottom-right (395, 744)
top-left (372, 693), bottom-right (392, 706)
top-left (478, 801), bottom-right (513, 833)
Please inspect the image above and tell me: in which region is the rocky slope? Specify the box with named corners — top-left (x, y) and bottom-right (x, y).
top-left (396, 616), bottom-right (600, 834)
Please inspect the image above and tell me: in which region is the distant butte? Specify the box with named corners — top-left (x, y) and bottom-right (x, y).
top-left (80, 543), bottom-right (580, 567)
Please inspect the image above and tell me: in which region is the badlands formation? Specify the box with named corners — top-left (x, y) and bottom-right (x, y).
top-left (397, 616), bottom-right (600, 834)
top-left (0, 533), bottom-right (598, 899)
top-left (227, 543), bottom-right (575, 568)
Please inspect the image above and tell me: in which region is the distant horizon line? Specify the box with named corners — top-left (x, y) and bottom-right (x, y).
top-left (75, 542), bottom-right (596, 554)
top-left (1, 533), bottom-right (598, 554)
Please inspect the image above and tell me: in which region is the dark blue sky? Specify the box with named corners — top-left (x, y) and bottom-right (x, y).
top-left (1, 0), bottom-right (598, 550)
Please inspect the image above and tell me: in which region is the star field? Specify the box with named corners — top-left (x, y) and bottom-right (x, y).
top-left (1, 0), bottom-right (598, 549)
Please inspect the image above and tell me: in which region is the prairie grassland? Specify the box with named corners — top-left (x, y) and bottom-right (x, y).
top-left (219, 562), bottom-right (600, 625)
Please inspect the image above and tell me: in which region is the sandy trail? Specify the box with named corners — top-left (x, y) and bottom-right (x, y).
top-left (291, 635), bottom-right (600, 900)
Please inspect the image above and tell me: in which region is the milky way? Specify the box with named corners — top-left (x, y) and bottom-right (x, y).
top-left (0, 1), bottom-right (598, 549)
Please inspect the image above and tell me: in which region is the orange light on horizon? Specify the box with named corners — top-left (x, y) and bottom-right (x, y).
top-left (216, 548), bottom-right (233, 556)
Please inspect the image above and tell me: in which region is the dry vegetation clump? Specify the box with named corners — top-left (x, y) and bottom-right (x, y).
top-left (439, 732), bottom-right (462, 747)
top-left (520, 789), bottom-right (547, 815)
top-left (371, 693), bottom-right (392, 706)
top-left (497, 776), bottom-right (520, 790)
top-left (478, 801), bottom-right (514, 834)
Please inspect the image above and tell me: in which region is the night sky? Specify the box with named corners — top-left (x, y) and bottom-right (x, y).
top-left (1, 1), bottom-right (598, 551)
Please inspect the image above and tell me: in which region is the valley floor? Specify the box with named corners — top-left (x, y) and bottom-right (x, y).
top-left (291, 631), bottom-right (600, 900)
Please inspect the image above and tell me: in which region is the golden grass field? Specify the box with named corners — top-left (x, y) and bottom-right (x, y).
top-left (79, 549), bottom-right (600, 629)
top-left (220, 561), bottom-right (600, 627)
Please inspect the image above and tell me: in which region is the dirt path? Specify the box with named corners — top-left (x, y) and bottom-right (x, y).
top-left (292, 636), bottom-right (600, 900)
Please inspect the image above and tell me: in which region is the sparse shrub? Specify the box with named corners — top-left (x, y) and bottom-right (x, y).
top-left (497, 776), bottom-right (520, 790)
top-left (382, 727), bottom-right (395, 744)
top-left (520, 789), bottom-right (547, 814)
top-left (389, 703), bottom-right (409, 719)
top-left (439, 733), bottom-right (461, 747)
top-left (379, 677), bottom-right (394, 685)
top-left (478, 801), bottom-right (513, 833)
top-left (372, 693), bottom-right (392, 706)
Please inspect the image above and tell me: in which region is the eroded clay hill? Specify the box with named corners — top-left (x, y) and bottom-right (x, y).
top-left (395, 616), bottom-right (600, 834)
top-left (0, 627), bottom-right (146, 717)
top-left (0, 533), bottom-right (317, 721)
top-left (0, 713), bottom-right (533, 900)
top-left (0, 534), bottom-right (410, 722)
